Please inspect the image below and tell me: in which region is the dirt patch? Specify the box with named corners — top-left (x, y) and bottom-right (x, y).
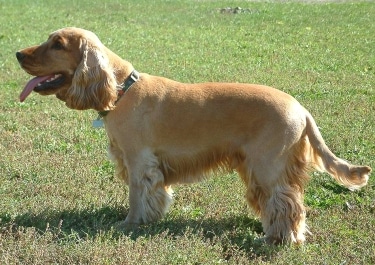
top-left (219, 7), bottom-right (260, 14)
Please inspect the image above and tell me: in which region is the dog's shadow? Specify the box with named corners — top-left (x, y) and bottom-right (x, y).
top-left (0, 205), bottom-right (278, 259)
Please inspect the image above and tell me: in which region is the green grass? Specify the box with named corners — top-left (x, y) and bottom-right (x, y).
top-left (1, 0), bottom-right (374, 264)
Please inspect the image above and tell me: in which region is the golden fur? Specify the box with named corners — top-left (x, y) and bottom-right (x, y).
top-left (16, 27), bottom-right (371, 244)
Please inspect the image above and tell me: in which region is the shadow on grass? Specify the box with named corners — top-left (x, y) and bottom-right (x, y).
top-left (0, 205), bottom-right (281, 260)
top-left (321, 181), bottom-right (349, 194)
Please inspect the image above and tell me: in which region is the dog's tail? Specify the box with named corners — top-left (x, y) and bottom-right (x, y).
top-left (304, 109), bottom-right (371, 190)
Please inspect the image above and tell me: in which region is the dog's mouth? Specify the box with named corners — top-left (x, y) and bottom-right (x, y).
top-left (20, 74), bottom-right (65, 102)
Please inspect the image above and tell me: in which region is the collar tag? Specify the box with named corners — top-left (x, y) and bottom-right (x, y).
top-left (92, 117), bottom-right (104, 128)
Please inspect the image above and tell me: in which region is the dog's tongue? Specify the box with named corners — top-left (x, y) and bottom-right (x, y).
top-left (19, 75), bottom-right (54, 102)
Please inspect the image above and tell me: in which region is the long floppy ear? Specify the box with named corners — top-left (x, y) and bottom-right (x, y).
top-left (66, 39), bottom-right (118, 111)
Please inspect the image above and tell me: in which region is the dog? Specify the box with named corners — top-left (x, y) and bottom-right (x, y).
top-left (16, 27), bottom-right (371, 244)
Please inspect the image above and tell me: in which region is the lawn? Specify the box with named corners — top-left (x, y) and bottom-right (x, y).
top-left (0, 0), bottom-right (374, 264)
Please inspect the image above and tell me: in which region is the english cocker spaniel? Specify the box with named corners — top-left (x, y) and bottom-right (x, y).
top-left (16, 27), bottom-right (371, 244)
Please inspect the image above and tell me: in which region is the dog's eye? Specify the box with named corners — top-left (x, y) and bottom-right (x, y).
top-left (52, 41), bottom-right (64, 50)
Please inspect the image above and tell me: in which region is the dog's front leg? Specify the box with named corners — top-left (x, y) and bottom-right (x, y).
top-left (118, 150), bottom-right (174, 228)
top-left (108, 143), bottom-right (129, 184)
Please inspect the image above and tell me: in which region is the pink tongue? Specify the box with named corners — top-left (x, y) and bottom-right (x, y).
top-left (19, 75), bottom-right (55, 102)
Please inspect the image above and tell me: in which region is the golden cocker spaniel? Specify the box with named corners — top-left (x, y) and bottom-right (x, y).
top-left (16, 27), bottom-right (371, 244)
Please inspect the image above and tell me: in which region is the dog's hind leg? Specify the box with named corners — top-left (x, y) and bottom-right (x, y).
top-left (260, 183), bottom-right (307, 244)
top-left (240, 165), bottom-right (307, 244)
top-left (237, 162), bottom-right (264, 216)
top-left (268, 142), bottom-right (311, 244)
top-left (124, 149), bottom-right (173, 226)
top-left (238, 139), bottom-right (310, 244)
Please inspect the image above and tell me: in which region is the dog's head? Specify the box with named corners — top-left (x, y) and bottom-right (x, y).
top-left (16, 27), bottom-right (117, 111)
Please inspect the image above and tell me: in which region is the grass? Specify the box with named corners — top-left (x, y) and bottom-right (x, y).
top-left (1, 0), bottom-right (374, 264)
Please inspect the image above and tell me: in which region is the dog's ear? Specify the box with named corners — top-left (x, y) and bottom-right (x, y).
top-left (67, 39), bottom-right (117, 111)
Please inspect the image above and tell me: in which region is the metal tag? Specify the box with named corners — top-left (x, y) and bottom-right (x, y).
top-left (92, 119), bottom-right (104, 128)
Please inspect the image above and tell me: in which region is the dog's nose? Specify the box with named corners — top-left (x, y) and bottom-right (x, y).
top-left (16, 51), bottom-right (25, 63)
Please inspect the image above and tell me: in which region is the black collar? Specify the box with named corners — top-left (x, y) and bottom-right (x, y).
top-left (98, 69), bottom-right (140, 117)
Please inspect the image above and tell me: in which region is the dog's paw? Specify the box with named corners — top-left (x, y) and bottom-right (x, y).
top-left (112, 220), bottom-right (140, 232)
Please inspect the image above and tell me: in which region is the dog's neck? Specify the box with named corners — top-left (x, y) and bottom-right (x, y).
top-left (104, 46), bottom-right (136, 84)
top-left (95, 46), bottom-right (139, 118)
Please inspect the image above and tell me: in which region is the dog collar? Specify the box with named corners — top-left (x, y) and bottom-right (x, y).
top-left (97, 69), bottom-right (140, 118)
top-left (118, 69), bottom-right (140, 97)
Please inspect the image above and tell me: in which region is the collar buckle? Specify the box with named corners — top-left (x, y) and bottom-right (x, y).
top-left (122, 70), bottom-right (140, 94)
